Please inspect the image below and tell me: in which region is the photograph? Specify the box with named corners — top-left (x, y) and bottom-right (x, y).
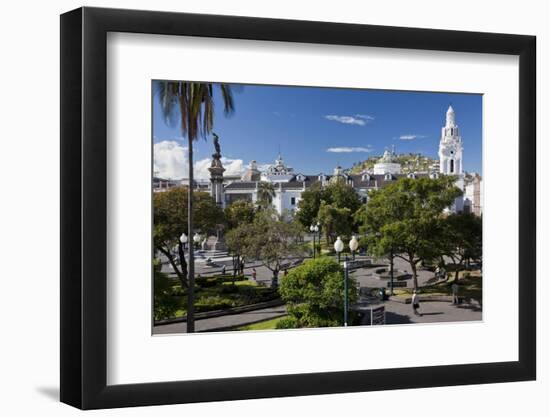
top-left (151, 81), bottom-right (483, 334)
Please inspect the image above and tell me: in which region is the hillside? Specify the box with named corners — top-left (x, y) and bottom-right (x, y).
top-left (349, 153), bottom-right (438, 174)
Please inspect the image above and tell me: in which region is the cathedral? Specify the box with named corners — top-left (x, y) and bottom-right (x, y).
top-left (154, 106), bottom-right (482, 216)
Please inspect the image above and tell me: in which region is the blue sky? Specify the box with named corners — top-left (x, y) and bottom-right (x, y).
top-left (152, 82), bottom-right (482, 180)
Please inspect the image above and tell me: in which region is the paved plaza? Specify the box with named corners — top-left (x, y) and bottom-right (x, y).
top-left (154, 252), bottom-right (481, 335)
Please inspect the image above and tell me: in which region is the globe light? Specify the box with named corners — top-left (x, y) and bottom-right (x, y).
top-left (334, 236), bottom-right (344, 253)
top-left (313, 224), bottom-right (319, 233)
top-left (179, 232), bottom-right (188, 244)
top-left (193, 232), bottom-right (201, 243)
top-left (349, 235), bottom-right (359, 252)
top-left (310, 225), bottom-right (315, 232)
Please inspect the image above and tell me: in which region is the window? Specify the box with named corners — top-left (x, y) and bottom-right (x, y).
top-left (450, 159), bottom-right (454, 173)
top-left (362, 197), bottom-right (367, 204)
top-left (290, 197), bottom-right (296, 205)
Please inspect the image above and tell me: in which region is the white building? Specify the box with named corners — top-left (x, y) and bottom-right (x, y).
top-left (439, 105), bottom-right (464, 176)
top-left (373, 146), bottom-right (402, 175)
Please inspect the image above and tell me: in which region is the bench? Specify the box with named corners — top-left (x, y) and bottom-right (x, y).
top-left (387, 281), bottom-right (407, 288)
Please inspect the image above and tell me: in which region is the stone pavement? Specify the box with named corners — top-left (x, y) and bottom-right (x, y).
top-left (153, 305), bottom-right (287, 334)
top-left (379, 300), bottom-right (482, 325)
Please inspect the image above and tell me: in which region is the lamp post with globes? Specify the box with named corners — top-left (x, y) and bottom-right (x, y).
top-left (310, 223), bottom-right (319, 259)
top-left (334, 236), bottom-right (344, 263)
top-left (178, 232), bottom-right (189, 281)
top-left (343, 255), bottom-right (350, 326)
top-left (349, 235), bottom-right (359, 261)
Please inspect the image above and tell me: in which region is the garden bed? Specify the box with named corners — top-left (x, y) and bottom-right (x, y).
top-left (155, 274), bottom-right (280, 321)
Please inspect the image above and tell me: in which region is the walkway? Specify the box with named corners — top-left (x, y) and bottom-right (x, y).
top-left (153, 305), bottom-right (287, 334)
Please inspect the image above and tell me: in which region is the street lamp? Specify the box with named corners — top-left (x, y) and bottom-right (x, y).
top-left (343, 256), bottom-right (350, 326)
top-left (334, 236), bottom-right (344, 263)
top-left (310, 223), bottom-right (319, 259)
top-left (349, 235), bottom-right (359, 261)
top-left (179, 232), bottom-right (188, 247)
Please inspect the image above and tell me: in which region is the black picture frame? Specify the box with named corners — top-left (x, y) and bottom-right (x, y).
top-left (60, 6), bottom-right (536, 410)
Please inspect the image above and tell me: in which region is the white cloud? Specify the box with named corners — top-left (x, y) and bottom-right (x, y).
top-left (326, 146), bottom-right (373, 153)
top-left (324, 114), bottom-right (373, 126)
top-left (153, 141), bottom-right (188, 179)
top-left (399, 134), bottom-right (426, 140)
top-left (153, 140), bottom-right (245, 180)
top-left (194, 156), bottom-right (245, 179)
top-left (354, 114), bottom-right (375, 121)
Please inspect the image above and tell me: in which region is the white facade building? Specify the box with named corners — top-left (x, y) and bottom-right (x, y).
top-left (439, 105), bottom-right (464, 176)
top-left (373, 146), bottom-right (402, 175)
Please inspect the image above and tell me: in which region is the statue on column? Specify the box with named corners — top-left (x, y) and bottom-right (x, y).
top-left (208, 133), bottom-right (227, 251)
top-left (213, 133), bottom-right (221, 158)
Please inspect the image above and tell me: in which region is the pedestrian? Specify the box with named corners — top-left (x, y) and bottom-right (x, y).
top-left (283, 269), bottom-right (288, 277)
top-left (451, 282), bottom-right (459, 304)
top-left (412, 289), bottom-right (422, 316)
top-left (222, 265), bottom-right (226, 275)
top-left (252, 268), bottom-right (257, 281)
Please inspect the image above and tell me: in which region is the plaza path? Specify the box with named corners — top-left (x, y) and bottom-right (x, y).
top-left (372, 300), bottom-right (482, 325)
top-left (153, 304), bottom-right (287, 334)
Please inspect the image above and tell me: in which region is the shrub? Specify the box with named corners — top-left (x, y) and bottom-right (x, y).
top-left (279, 257), bottom-right (357, 328)
top-left (153, 267), bottom-right (181, 321)
top-left (195, 295), bottom-right (234, 312)
top-left (275, 316), bottom-right (300, 329)
top-left (195, 276), bottom-right (218, 288)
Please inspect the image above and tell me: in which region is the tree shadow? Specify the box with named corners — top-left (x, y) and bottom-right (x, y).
top-left (384, 311), bottom-right (413, 324)
top-left (456, 303), bottom-right (482, 312)
top-left (420, 312), bottom-right (444, 316)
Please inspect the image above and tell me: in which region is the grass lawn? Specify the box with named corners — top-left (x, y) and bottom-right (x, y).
top-left (235, 316), bottom-right (287, 331)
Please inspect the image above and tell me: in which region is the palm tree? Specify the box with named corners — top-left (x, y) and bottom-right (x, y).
top-left (157, 82), bottom-right (235, 332)
top-left (257, 182), bottom-right (276, 209)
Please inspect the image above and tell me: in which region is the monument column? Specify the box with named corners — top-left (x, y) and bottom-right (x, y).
top-left (208, 133), bottom-right (226, 208)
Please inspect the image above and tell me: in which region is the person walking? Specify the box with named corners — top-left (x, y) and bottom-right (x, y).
top-left (412, 290), bottom-right (422, 316)
top-left (451, 282), bottom-right (459, 305)
top-left (222, 265), bottom-right (226, 275)
top-left (251, 268), bottom-right (257, 281)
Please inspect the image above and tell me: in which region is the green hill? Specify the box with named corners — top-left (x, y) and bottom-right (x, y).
top-left (349, 153), bottom-right (438, 174)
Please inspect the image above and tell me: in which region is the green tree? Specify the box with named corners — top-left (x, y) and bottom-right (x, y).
top-left (440, 213), bottom-right (482, 281)
top-left (317, 201), bottom-right (352, 244)
top-left (295, 183), bottom-right (324, 229)
top-left (295, 182), bottom-right (362, 234)
top-left (153, 187), bottom-right (223, 288)
top-left (363, 176), bottom-right (462, 290)
top-left (256, 182), bottom-right (276, 209)
top-left (278, 257), bottom-right (357, 328)
top-left (225, 222), bottom-right (253, 277)
top-left (231, 209), bottom-right (304, 287)
top-left (325, 182), bottom-right (362, 215)
top-left (156, 81), bottom-right (236, 331)
top-left (224, 200), bottom-right (256, 230)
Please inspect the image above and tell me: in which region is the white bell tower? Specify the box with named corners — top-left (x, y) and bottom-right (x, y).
top-left (438, 105), bottom-right (463, 176)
